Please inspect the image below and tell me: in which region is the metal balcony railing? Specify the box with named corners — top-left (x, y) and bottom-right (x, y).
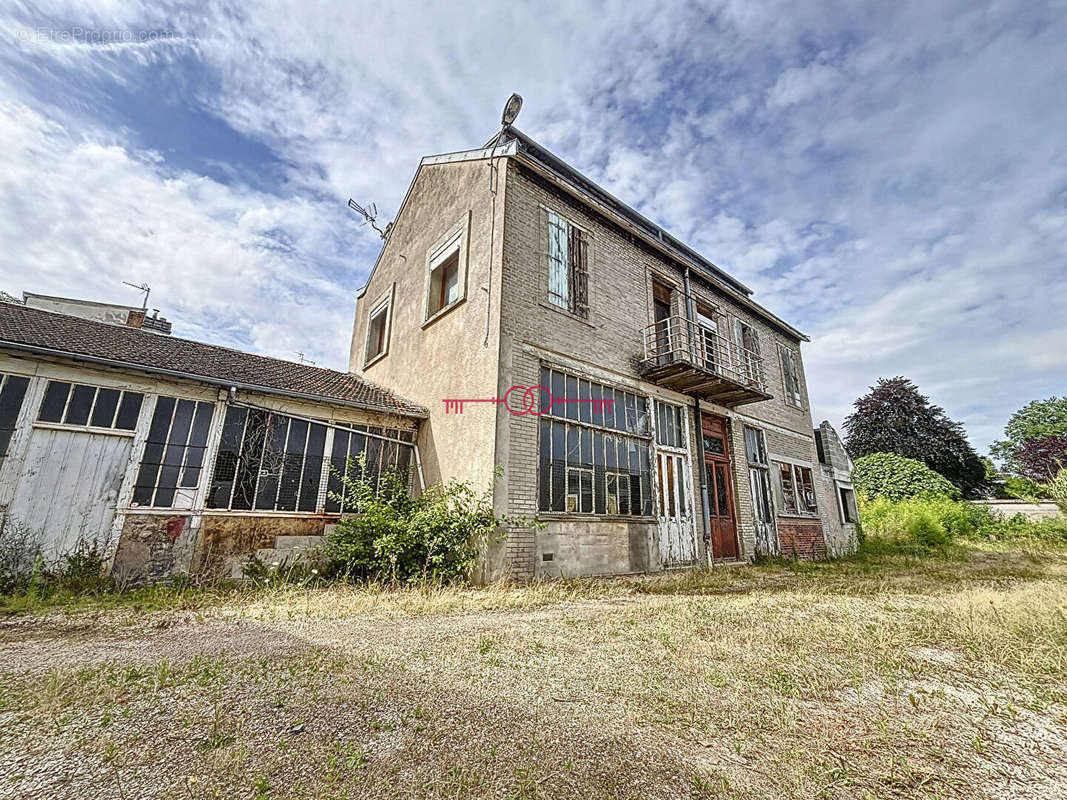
top-left (641, 316), bottom-right (768, 395)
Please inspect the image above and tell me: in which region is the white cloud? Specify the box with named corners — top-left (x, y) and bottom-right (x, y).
top-left (0, 0), bottom-right (1064, 454)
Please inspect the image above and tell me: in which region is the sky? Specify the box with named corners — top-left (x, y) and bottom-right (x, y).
top-left (1, 1), bottom-right (1065, 454)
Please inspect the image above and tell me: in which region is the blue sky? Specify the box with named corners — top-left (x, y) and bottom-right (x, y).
top-left (1, 1), bottom-right (1065, 453)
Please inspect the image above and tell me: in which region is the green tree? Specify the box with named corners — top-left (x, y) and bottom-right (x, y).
top-left (844, 377), bottom-right (986, 497)
top-left (990, 396), bottom-right (1067, 475)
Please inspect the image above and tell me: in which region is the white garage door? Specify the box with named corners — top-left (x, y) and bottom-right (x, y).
top-left (7, 427), bottom-right (132, 557)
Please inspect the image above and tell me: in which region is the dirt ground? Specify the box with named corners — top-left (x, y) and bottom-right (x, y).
top-left (0, 544), bottom-right (1065, 799)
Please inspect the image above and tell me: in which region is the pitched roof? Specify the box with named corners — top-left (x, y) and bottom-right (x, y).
top-left (0, 302), bottom-right (426, 417)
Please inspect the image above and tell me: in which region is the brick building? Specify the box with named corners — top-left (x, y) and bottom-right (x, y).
top-left (352, 121), bottom-right (858, 580)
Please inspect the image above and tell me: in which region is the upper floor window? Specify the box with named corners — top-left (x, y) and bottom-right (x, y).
top-left (839, 484), bottom-right (859, 524)
top-left (778, 345), bottom-right (803, 407)
top-left (37, 380), bottom-right (143, 431)
top-left (424, 213), bottom-right (469, 324)
top-left (546, 210), bottom-right (589, 319)
top-left (364, 290), bottom-right (392, 366)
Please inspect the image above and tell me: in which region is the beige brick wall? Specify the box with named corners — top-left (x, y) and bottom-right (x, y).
top-left (495, 161), bottom-right (837, 576)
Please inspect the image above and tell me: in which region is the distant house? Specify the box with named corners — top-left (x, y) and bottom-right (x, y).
top-left (0, 302), bottom-right (424, 582)
top-left (350, 123), bottom-right (858, 580)
top-left (23, 292), bottom-right (174, 334)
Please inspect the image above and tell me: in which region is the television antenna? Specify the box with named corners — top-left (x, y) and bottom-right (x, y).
top-left (347, 199), bottom-right (387, 239)
top-left (122, 280), bottom-right (151, 310)
top-left (294, 351), bottom-right (316, 366)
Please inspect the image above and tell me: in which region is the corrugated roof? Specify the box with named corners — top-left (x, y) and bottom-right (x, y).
top-left (0, 302), bottom-right (426, 416)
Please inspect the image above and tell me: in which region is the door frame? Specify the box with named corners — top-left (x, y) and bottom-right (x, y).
top-left (651, 399), bottom-right (698, 567)
top-left (701, 412), bottom-right (739, 562)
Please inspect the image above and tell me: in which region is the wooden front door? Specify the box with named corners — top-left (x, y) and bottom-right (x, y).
top-left (701, 413), bottom-right (739, 560)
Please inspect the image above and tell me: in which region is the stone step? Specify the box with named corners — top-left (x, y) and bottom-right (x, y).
top-left (254, 547), bottom-right (320, 565)
top-left (274, 535), bottom-right (324, 550)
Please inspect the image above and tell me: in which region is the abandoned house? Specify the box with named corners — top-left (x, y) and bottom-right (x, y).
top-left (0, 108), bottom-right (857, 584)
top-left (351, 120), bottom-right (858, 580)
top-left (0, 301), bottom-right (425, 582)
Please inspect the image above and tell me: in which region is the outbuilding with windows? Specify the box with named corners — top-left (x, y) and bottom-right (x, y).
top-left (0, 302), bottom-right (425, 582)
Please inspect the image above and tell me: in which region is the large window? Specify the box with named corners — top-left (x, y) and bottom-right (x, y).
top-left (546, 210), bottom-right (589, 318)
top-left (132, 397), bottom-right (215, 507)
top-left (772, 460), bottom-right (818, 516)
top-left (0, 373), bottom-right (29, 462)
top-left (207, 406), bottom-right (413, 513)
top-left (537, 366), bottom-right (651, 516)
top-left (37, 380), bottom-right (143, 431)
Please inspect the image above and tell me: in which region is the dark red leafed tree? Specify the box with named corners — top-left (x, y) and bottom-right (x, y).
top-left (843, 376), bottom-right (987, 497)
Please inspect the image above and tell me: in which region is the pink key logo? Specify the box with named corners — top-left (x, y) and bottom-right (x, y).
top-left (443, 386), bottom-right (614, 416)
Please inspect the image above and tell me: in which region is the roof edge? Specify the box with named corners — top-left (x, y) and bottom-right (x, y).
top-left (0, 340), bottom-right (428, 418)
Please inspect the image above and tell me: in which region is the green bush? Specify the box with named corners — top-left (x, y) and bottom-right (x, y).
top-left (858, 495), bottom-right (965, 549)
top-left (852, 452), bottom-right (960, 502)
top-left (1000, 475), bottom-right (1051, 501)
top-left (325, 463), bottom-right (521, 585)
top-left (858, 493), bottom-right (1067, 549)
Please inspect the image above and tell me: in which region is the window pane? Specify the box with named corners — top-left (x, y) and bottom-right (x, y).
top-left (90, 389), bottom-right (120, 428)
top-left (207, 407), bottom-right (247, 508)
top-left (565, 375), bottom-right (579, 420)
top-left (233, 409), bottom-right (269, 511)
top-left (715, 464), bottom-right (729, 516)
top-left (798, 466), bottom-right (817, 512)
top-left (180, 402), bottom-right (215, 488)
top-left (153, 399), bottom-right (196, 507)
top-left (61, 384), bottom-right (95, 426)
top-left (0, 375), bottom-right (29, 458)
top-left (133, 397), bottom-right (175, 506)
top-left (38, 381), bottom-right (70, 423)
top-left (298, 423), bottom-right (327, 511)
top-left (325, 429), bottom-right (350, 513)
top-left (550, 421), bottom-right (566, 512)
top-left (550, 370), bottom-right (565, 418)
top-left (594, 430), bottom-right (605, 514)
top-left (538, 418), bottom-right (551, 511)
top-left (254, 415), bottom-right (289, 510)
top-left (115, 392), bottom-right (144, 430)
top-left (579, 469), bottom-right (593, 513)
top-left (277, 418), bottom-right (308, 511)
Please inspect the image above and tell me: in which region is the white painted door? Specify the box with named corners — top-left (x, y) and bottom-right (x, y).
top-left (7, 427), bottom-right (133, 557)
top-left (655, 450), bottom-right (697, 566)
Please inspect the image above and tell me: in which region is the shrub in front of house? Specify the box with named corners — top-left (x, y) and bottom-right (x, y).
top-left (1049, 468), bottom-right (1067, 515)
top-left (324, 464), bottom-right (511, 585)
top-left (852, 452), bottom-right (960, 502)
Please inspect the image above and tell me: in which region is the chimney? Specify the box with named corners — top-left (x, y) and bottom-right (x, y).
top-left (126, 309), bottom-right (146, 328)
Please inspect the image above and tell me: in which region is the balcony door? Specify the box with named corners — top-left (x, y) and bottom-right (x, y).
top-left (652, 280), bottom-right (673, 366)
top-left (701, 413), bottom-right (739, 560)
top-left (696, 305), bottom-right (720, 373)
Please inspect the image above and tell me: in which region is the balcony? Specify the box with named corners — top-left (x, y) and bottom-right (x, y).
top-left (639, 316), bottom-right (772, 407)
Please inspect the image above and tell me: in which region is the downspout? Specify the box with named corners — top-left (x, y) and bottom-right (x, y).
top-left (684, 267), bottom-right (713, 563)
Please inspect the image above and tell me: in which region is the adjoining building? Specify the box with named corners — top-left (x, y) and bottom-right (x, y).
top-left (0, 302), bottom-right (425, 582)
top-left (350, 122), bottom-right (858, 580)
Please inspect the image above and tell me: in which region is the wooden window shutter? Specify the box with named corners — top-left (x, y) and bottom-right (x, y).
top-left (569, 226), bottom-right (589, 319)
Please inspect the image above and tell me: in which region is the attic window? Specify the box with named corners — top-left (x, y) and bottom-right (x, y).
top-left (364, 297), bottom-right (391, 366)
top-left (428, 249), bottom-right (460, 317)
top-left (423, 214), bottom-right (469, 325)
top-left (546, 210), bottom-right (589, 319)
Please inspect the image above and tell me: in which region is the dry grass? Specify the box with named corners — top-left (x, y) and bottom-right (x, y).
top-left (0, 542), bottom-right (1065, 799)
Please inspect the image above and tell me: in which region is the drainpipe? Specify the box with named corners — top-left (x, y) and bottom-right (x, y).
top-left (684, 268), bottom-right (713, 562)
